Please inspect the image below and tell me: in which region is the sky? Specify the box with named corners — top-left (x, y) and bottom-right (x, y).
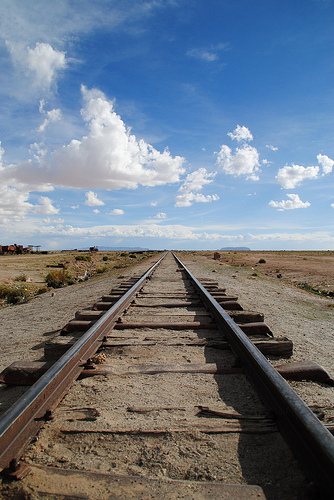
top-left (0, 0), bottom-right (333, 251)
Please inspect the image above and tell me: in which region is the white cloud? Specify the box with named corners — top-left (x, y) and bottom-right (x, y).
top-left (108, 209), bottom-right (124, 215)
top-left (331, 203), bottom-right (334, 209)
top-left (0, 144), bottom-right (34, 223)
top-left (176, 168), bottom-right (219, 207)
top-left (26, 42), bottom-right (66, 89)
top-left (275, 164), bottom-right (319, 189)
top-left (155, 212), bottom-right (167, 218)
top-left (266, 144), bottom-right (278, 151)
top-left (317, 154), bottom-right (334, 175)
top-left (0, 86), bottom-right (185, 192)
top-left (216, 144), bottom-right (260, 180)
top-left (0, 185), bottom-right (33, 223)
top-left (84, 191), bottom-right (105, 207)
top-left (175, 193), bottom-right (219, 207)
top-left (178, 168), bottom-right (216, 194)
top-left (33, 196), bottom-right (59, 215)
top-left (30, 142), bottom-right (48, 160)
top-left (227, 125), bottom-right (253, 143)
top-left (71, 205), bottom-right (79, 210)
top-left (246, 232), bottom-right (334, 243)
top-left (38, 108), bottom-right (62, 132)
top-left (93, 209), bottom-right (100, 214)
top-left (36, 222), bottom-right (241, 242)
top-left (150, 202), bottom-right (158, 207)
top-left (187, 43), bottom-right (229, 62)
top-left (269, 193), bottom-right (310, 211)
top-left (0, 142), bottom-right (4, 165)
top-left (0, 1), bottom-right (169, 53)
top-left (187, 48), bottom-right (218, 62)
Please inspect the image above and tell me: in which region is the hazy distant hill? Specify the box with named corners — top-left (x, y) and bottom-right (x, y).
top-left (219, 247), bottom-right (251, 251)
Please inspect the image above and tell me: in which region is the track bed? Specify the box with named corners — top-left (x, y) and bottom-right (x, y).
top-left (1, 252), bottom-right (333, 499)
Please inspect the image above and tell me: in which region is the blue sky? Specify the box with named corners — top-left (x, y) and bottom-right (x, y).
top-left (0, 0), bottom-right (333, 250)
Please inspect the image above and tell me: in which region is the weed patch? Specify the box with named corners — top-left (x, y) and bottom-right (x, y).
top-left (75, 255), bottom-right (92, 262)
top-left (45, 269), bottom-right (73, 288)
top-left (297, 282), bottom-right (334, 298)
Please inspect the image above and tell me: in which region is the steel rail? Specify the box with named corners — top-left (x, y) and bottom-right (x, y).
top-left (0, 252), bottom-right (166, 472)
top-left (173, 252), bottom-right (334, 498)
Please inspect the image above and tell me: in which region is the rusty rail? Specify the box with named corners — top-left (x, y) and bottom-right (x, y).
top-left (173, 252), bottom-right (334, 498)
top-left (0, 253), bottom-right (166, 472)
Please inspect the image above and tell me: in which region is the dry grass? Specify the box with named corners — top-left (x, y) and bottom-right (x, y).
top-left (0, 250), bottom-right (158, 306)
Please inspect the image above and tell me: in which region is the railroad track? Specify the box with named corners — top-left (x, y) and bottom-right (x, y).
top-left (0, 251), bottom-right (333, 499)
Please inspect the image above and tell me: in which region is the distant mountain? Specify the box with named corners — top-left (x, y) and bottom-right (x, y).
top-left (219, 247), bottom-right (251, 251)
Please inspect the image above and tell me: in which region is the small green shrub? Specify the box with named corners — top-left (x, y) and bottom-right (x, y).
top-left (102, 256), bottom-right (109, 261)
top-left (129, 253), bottom-right (137, 259)
top-left (96, 265), bottom-right (108, 274)
top-left (45, 269), bottom-right (73, 288)
top-left (6, 287), bottom-right (30, 304)
top-left (0, 285), bottom-right (12, 299)
top-left (36, 286), bottom-right (48, 295)
top-left (75, 255), bottom-right (92, 262)
top-left (258, 259), bottom-right (266, 264)
top-left (14, 273), bottom-right (28, 282)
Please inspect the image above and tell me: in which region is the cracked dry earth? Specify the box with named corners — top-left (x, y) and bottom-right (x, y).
top-left (0, 252), bottom-right (333, 499)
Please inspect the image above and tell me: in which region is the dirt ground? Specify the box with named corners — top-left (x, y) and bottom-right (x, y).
top-left (0, 250), bottom-right (157, 285)
top-left (201, 250), bottom-right (334, 294)
top-left (0, 251), bottom-right (333, 499)
top-left (1, 249), bottom-right (334, 293)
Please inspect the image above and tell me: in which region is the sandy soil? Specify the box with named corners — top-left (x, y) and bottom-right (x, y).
top-left (208, 250), bottom-right (334, 294)
top-left (0, 251), bottom-right (333, 499)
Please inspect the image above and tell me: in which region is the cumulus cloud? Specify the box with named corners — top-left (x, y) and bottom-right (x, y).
top-left (331, 203), bottom-right (334, 209)
top-left (84, 191), bottom-right (105, 206)
top-left (175, 168), bottom-right (219, 207)
top-left (155, 212), bottom-right (167, 219)
top-left (0, 86), bottom-right (185, 192)
top-left (216, 144), bottom-right (260, 180)
top-left (178, 168), bottom-right (216, 194)
top-left (175, 193), bottom-right (219, 208)
top-left (227, 125), bottom-right (253, 143)
top-left (26, 42), bottom-right (66, 88)
top-left (108, 209), bottom-right (124, 215)
top-left (317, 154), bottom-right (334, 175)
top-left (36, 222), bottom-right (241, 242)
top-left (269, 193), bottom-right (310, 211)
top-left (38, 108), bottom-right (62, 132)
top-left (6, 40), bottom-right (67, 91)
top-left (30, 142), bottom-right (48, 160)
top-left (266, 144), bottom-right (278, 151)
top-left (0, 144), bottom-right (33, 223)
top-left (275, 164), bottom-right (319, 189)
top-left (93, 209), bottom-right (100, 214)
top-left (0, 185), bottom-right (33, 223)
top-left (33, 196), bottom-right (59, 215)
